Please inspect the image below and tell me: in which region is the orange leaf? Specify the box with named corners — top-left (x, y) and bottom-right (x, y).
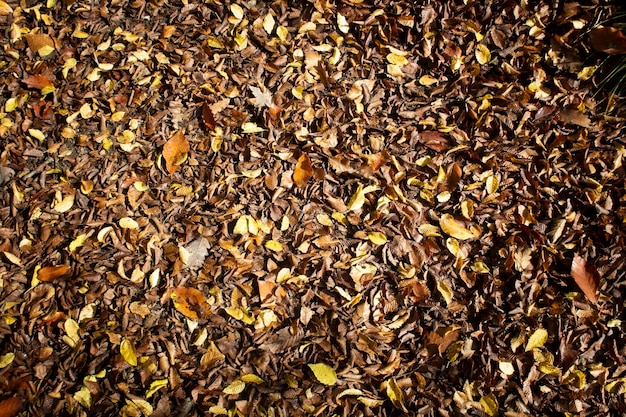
top-left (23, 74), bottom-right (54, 90)
top-left (0, 397), bottom-right (23, 417)
top-left (293, 154), bottom-right (312, 187)
top-left (163, 130), bottom-right (190, 174)
top-left (170, 286), bottom-right (210, 320)
top-left (38, 265), bottom-right (71, 282)
top-left (24, 34), bottom-right (55, 54)
top-left (571, 254), bottom-right (600, 304)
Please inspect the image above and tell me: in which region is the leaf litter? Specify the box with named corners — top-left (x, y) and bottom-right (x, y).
top-left (0, 1), bottom-right (625, 416)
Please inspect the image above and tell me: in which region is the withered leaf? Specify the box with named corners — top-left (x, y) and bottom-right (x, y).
top-left (200, 103), bottom-right (216, 131)
top-left (559, 107), bottom-right (590, 127)
top-left (25, 34), bottom-right (55, 56)
top-left (163, 130), bottom-right (190, 174)
top-left (293, 153), bottom-right (313, 187)
top-left (23, 74), bottom-right (54, 90)
top-left (421, 131), bottom-right (449, 152)
top-left (38, 265), bottom-right (72, 282)
top-left (589, 27), bottom-right (626, 55)
top-left (170, 286), bottom-right (211, 320)
top-left (446, 163), bottom-right (462, 191)
top-left (570, 254), bottom-right (600, 304)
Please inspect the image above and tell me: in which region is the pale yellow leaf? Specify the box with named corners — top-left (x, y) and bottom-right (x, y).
top-left (263, 13), bottom-right (275, 34)
top-left (358, 397), bottom-right (385, 407)
top-left (479, 394), bottom-right (498, 417)
top-left (2, 251), bottom-right (21, 266)
top-left (437, 280), bottom-right (453, 305)
top-left (485, 175), bottom-right (499, 194)
top-left (499, 361), bottom-right (515, 376)
top-left (69, 233), bottom-right (88, 253)
top-left (265, 240), bottom-right (283, 252)
top-left (52, 193), bottom-right (75, 213)
top-left (386, 53), bottom-right (408, 66)
top-left (73, 386), bottom-right (92, 408)
top-left (367, 232), bottom-right (387, 245)
top-left (419, 75), bottom-right (439, 86)
top-left (308, 363), bottom-right (337, 386)
top-left (418, 223), bottom-right (442, 237)
top-left (223, 379), bottom-right (246, 395)
top-left (241, 122), bottom-right (265, 133)
top-left (230, 4), bottom-right (244, 20)
top-left (337, 13), bottom-right (349, 33)
top-left (119, 217), bottom-right (139, 229)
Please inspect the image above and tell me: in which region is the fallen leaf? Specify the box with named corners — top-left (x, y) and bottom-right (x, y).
top-left (560, 107), bottom-right (590, 127)
top-left (385, 378), bottom-right (408, 412)
top-left (0, 1), bottom-right (13, 16)
top-left (571, 254), bottom-right (600, 304)
top-left (120, 338), bottom-right (137, 366)
top-left (223, 380), bottom-right (246, 395)
top-left (475, 44), bottom-right (491, 65)
top-left (162, 130), bottom-right (190, 174)
top-left (293, 154), bottom-right (313, 187)
top-left (38, 265), bottom-right (72, 282)
top-left (182, 237), bottom-right (211, 271)
top-left (439, 214), bottom-right (477, 240)
top-left (308, 363), bottom-right (337, 386)
top-left (200, 103), bottom-right (216, 131)
top-left (25, 34), bottom-right (55, 57)
top-left (590, 26), bottom-right (626, 55)
top-left (525, 328), bottom-right (548, 351)
top-left (23, 74), bottom-right (54, 90)
top-left (0, 352), bottom-right (15, 368)
top-left (170, 286), bottom-right (210, 320)
top-left (0, 397), bottom-right (23, 417)
top-left (421, 131), bottom-right (449, 152)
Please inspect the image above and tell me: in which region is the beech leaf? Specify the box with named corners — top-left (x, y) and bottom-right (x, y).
top-left (163, 130), bottom-right (189, 174)
top-left (293, 154), bottom-right (313, 187)
top-left (170, 286), bottom-right (210, 320)
top-left (308, 363), bottom-right (337, 385)
top-left (439, 214), bottom-right (477, 240)
top-left (570, 254), bottom-right (600, 304)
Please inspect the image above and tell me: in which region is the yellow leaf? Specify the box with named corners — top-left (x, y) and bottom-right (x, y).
top-left (437, 280), bottom-right (453, 305)
top-left (2, 251), bottom-right (21, 266)
top-left (419, 75), bottom-right (439, 86)
top-left (308, 363), bottom-right (337, 386)
top-left (0, 352), bottom-right (15, 368)
top-left (461, 200), bottom-right (474, 219)
top-left (385, 378), bottom-right (408, 412)
top-left (120, 338), bottom-right (137, 366)
top-left (265, 240), bottom-right (283, 252)
top-left (336, 388), bottom-right (364, 399)
top-left (525, 328), bottom-right (548, 351)
top-left (208, 405), bottom-right (228, 415)
top-left (538, 363), bottom-right (560, 375)
top-left (223, 379), bottom-right (246, 395)
top-left (439, 214), bottom-right (477, 240)
top-left (367, 232), bottom-right (387, 245)
top-left (52, 193), bottom-right (75, 213)
top-left (5, 97), bottom-right (18, 112)
top-left (476, 44), bottom-right (491, 65)
top-left (146, 379), bottom-right (168, 398)
top-left (386, 53), bottom-right (408, 66)
top-left (479, 394), bottom-right (498, 417)
top-left (347, 185), bottom-right (365, 211)
top-left (28, 128), bottom-right (45, 142)
top-left (471, 261), bottom-right (490, 273)
top-left (241, 122), bottom-right (265, 133)
top-left (418, 223), bottom-right (442, 237)
top-left (0, 1), bottom-right (13, 16)
top-left (119, 217), bottom-right (139, 229)
top-left (73, 386), bottom-right (92, 408)
top-left (241, 374), bottom-right (264, 384)
top-left (277, 25), bottom-right (288, 42)
top-left (64, 318), bottom-right (80, 348)
top-left (387, 64), bottom-right (404, 77)
top-left (69, 233), bottom-right (88, 253)
top-left (577, 66), bottom-right (597, 81)
top-left (230, 4), bottom-right (244, 20)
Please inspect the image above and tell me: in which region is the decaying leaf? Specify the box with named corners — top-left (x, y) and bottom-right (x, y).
top-left (162, 130), bottom-right (189, 174)
top-left (308, 363), bottom-right (337, 386)
top-left (25, 34), bottom-right (55, 57)
top-left (170, 286), bottom-right (211, 320)
top-left (570, 254), bottom-right (600, 304)
top-left (200, 103), bottom-right (216, 131)
top-left (293, 153), bottom-right (313, 187)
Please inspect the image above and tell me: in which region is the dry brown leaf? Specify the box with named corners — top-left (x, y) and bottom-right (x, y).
top-left (24, 34), bottom-right (55, 56)
top-left (560, 107), bottom-right (590, 128)
top-left (163, 130), bottom-right (190, 174)
top-left (200, 103), bottom-right (216, 131)
top-left (23, 74), bottom-right (54, 90)
top-left (420, 131), bottom-right (449, 152)
top-left (293, 153), bottom-right (313, 187)
top-left (446, 162), bottom-right (462, 191)
top-left (170, 286), bottom-right (211, 320)
top-left (589, 27), bottom-right (626, 55)
top-left (570, 254), bottom-right (600, 304)
top-left (38, 265), bottom-right (72, 282)
top-left (0, 397), bottom-right (23, 417)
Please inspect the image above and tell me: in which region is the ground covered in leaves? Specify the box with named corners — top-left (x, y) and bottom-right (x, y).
top-left (1, 0), bottom-right (626, 416)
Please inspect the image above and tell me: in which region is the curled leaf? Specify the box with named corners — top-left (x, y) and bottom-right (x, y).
top-left (38, 265), bottom-right (72, 282)
top-left (570, 254), bottom-right (600, 304)
top-left (384, 378), bottom-right (408, 413)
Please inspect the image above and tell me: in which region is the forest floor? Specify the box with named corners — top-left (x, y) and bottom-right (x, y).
top-left (1, 0), bottom-right (625, 416)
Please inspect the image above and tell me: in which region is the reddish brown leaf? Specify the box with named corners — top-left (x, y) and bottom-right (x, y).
top-left (24, 34), bottom-right (55, 54)
top-left (23, 74), bottom-right (54, 90)
top-left (420, 131), bottom-right (449, 152)
top-left (446, 162), bottom-right (462, 191)
top-left (38, 265), bottom-right (71, 282)
top-left (571, 254), bottom-right (600, 304)
top-left (0, 397), bottom-right (23, 417)
top-left (293, 153), bottom-right (313, 187)
top-left (590, 27), bottom-right (626, 55)
top-left (200, 103), bottom-right (216, 131)
top-left (560, 107), bottom-right (590, 128)
top-left (162, 130), bottom-right (190, 174)
top-left (170, 286), bottom-right (210, 320)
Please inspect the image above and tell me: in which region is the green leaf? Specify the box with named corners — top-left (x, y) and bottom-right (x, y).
top-left (308, 363), bottom-right (337, 386)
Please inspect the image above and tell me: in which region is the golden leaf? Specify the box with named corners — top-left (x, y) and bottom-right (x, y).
top-left (146, 379), bottom-right (168, 398)
top-left (475, 44), bottom-right (491, 65)
top-left (120, 338), bottom-right (137, 366)
top-left (69, 234), bottom-right (88, 253)
top-left (367, 232), bottom-right (387, 245)
top-left (337, 13), bottom-right (349, 33)
top-left (357, 396), bottom-right (385, 407)
top-left (525, 328), bottom-right (548, 351)
top-left (265, 240), bottom-right (283, 252)
top-left (384, 378), bottom-right (408, 412)
top-left (386, 53), bottom-right (408, 66)
top-left (170, 286), bottom-right (210, 320)
top-left (38, 265), bottom-right (71, 282)
top-left (308, 363), bottom-right (337, 386)
top-left (419, 75), bottom-right (439, 86)
top-left (230, 4), bottom-right (244, 20)
top-left (0, 352), bottom-right (15, 368)
top-left (293, 153), bottom-right (313, 187)
top-left (241, 374), bottom-right (264, 384)
top-left (73, 386), bottom-right (92, 408)
top-left (25, 33), bottom-right (55, 57)
top-left (162, 130), bottom-right (189, 174)
top-left (439, 214), bottom-right (477, 240)
top-left (0, 1), bottom-right (13, 16)
top-left (479, 394), bottom-right (498, 417)
top-left (485, 175), bottom-right (499, 194)
top-left (437, 280), bottom-right (453, 305)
